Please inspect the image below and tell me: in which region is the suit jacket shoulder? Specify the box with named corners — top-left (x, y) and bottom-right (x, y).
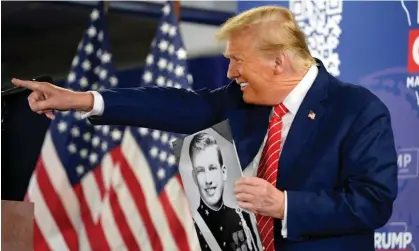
top-left (326, 75), bottom-right (391, 119)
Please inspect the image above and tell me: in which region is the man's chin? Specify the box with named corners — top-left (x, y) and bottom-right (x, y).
top-left (203, 198), bottom-right (222, 208)
top-left (242, 93), bottom-right (255, 104)
top-left (242, 94), bottom-right (263, 105)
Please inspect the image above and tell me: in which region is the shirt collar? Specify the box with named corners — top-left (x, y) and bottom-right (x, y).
top-left (282, 64), bottom-right (318, 115)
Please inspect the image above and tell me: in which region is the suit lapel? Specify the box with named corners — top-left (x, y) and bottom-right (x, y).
top-left (277, 61), bottom-right (330, 183)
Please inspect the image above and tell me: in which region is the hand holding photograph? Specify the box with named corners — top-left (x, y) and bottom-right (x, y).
top-left (172, 120), bottom-right (263, 251)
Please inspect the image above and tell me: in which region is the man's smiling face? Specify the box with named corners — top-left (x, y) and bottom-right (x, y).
top-left (225, 32), bottom-right (280, 105)
top-left (191, 145), bottom-right (226, 209)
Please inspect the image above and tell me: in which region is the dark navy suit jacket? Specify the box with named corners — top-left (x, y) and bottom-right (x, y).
top-left (89, 59), bottom-right (398, 251)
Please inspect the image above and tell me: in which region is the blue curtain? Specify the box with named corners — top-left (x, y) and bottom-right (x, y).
top-left (115, 55), bottom-right (231, 90)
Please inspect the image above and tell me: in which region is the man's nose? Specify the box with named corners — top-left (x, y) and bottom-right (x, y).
top-left (205, 174), bottom-right (213, 184)
top-left (227, 62), bottom-right (239, 80)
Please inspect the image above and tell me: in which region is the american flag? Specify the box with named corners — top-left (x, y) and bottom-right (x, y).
top-left (308, 110), bottom-right (316, 120)
top-left (25, 1), bottom-right (199, 250)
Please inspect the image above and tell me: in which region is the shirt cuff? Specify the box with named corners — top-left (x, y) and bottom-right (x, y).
top-left (80, 91), bottom-right (104, 119)
top-left (281, 190), bottom-right (288, 238)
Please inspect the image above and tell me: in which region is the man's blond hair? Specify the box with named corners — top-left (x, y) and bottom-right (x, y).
top-left (216, 6), bottom-right (315, 71)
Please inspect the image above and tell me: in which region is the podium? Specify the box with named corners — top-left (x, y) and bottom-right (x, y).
top-left (1, 200), bottom-right (34, 251)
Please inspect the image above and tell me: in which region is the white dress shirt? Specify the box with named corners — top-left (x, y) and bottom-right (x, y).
top-left (81, 64), bottom-right (319, 238)
top-left (242, 65), bottom-right (318, 238)
top-left (81, 91), bottom-right (105, 119)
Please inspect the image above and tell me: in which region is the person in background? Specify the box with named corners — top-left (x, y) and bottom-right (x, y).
top-left (11, 5), bottom-right (398, 251)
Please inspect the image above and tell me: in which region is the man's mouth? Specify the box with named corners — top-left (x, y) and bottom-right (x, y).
top-left (239, 82), bottom-right (248, 90)
top-left (205, 187), bottom-right (216, 196)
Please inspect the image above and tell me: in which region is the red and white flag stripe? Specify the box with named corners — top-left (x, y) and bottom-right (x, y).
top-left (26, 129), bottom-right (200, 251)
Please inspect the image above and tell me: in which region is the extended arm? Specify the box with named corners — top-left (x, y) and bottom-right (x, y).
top-left (10, 78), bottom-right (243, 133)
top-left (87, 82), bottom-right (244, 134)
top-left (286, 99), bottom-right (398, 240)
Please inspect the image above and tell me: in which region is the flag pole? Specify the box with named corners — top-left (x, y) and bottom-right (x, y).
top-left (173, 0), bottom-right (181, 21)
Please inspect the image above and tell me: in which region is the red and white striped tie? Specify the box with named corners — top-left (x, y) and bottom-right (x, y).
top-left (256, 103), bottom-right (288, 251)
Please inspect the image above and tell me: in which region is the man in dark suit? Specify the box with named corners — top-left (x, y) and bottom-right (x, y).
top-left (11, 5), bottom-right (398, 251)
top-left (188, 132), bottom-right (260, 251)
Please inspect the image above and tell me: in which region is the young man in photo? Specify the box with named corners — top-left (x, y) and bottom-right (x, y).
top-left (189, 132), bottom-right (260, 251)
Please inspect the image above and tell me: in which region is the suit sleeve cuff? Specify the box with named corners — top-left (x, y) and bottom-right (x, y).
top-left (281, 190), bottom-right (288, 238)
top-left (81, 91), bottom-right (104, 119)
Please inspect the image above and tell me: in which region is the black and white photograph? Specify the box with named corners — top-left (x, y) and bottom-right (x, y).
top-left (172, 120), bottom-right (263, 251)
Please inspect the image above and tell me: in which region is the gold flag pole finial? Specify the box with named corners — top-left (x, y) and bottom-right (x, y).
top-left (173, 0), bottom-right (181, 22)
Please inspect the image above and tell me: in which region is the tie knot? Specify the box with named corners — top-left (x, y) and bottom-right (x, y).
top-left (273, 103), bottom-right (288, 119)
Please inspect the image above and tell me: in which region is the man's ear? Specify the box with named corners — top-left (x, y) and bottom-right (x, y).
top-left (221, 165), bottom-right (227, 182)
top-left (273, 52), bottom-right (286, 75)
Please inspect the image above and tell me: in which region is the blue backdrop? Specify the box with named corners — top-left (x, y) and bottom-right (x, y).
top-left (238, 1), bottom-right (419, 250)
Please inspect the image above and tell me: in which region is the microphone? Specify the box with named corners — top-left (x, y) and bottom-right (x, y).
top-left (1, 75), bottom-right (54, 97)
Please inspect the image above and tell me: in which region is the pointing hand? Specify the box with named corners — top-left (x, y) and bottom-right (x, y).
top-left (11, 78), bottom-right (94, 120)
